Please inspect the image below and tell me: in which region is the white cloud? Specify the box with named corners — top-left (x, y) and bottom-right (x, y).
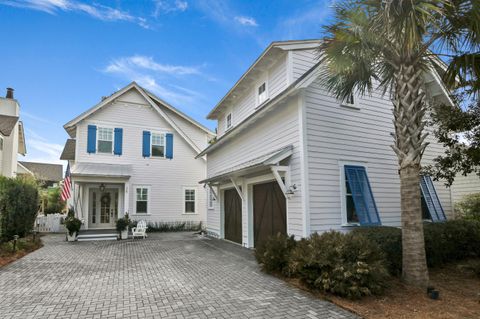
top-left (234, 16), bottom-right (258, 27)
top-left (154, 0), bottom-right (188, 16)
top-left (22, 129), bottom-right (65, 166)
top-left (103, 55), bottom-right (205, 106)
top-left (1, 0), bottom-right (150, 28)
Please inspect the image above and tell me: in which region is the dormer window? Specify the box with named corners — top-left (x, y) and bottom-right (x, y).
top-left (341, 92), bottom-right (358, 109)
top-left (257, 82), bottom-right (268, 106)
top-left (225, 113), bottom-right (232, 130)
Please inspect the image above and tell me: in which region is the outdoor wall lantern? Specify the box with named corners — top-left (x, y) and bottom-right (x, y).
top-left (99, 183), bottom-right (106, 193)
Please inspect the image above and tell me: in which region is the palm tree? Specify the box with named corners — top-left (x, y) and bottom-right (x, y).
top-left (318, 0), bottom-right (465, 287)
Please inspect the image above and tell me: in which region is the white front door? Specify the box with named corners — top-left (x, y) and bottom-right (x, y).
top-left (89, 188), bottom-right (118, 229)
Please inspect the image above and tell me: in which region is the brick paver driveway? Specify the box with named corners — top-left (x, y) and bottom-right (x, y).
top-left (0, 232), bottom-right (356, 319)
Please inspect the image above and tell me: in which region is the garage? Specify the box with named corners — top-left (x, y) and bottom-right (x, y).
top-left (253, 181), bottom-right (287, 247)
top-left (224, 188), bottom-right (242, 244)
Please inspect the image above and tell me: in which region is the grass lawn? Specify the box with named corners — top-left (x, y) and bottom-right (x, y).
top-left (285, 260), bottom-right (480, 319)
top-left (0, 235), bottom-right (43, 267)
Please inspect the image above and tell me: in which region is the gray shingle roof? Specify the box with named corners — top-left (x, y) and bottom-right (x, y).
top-left (60, 139), bottom-right (76, 160)
top-left (18, 161), bottom-right (63, 182)
top-left (0, 115), bottom-right (19, 136)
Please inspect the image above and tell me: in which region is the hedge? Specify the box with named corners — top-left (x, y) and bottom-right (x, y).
top-left (0, 176), bottom-right (39, 241)
top-left (353, 219), bottom-right (480, 275)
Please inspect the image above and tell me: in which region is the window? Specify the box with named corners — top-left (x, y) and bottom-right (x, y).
top-left (135, 187), bottom-right (149, 214)
top-left (97, 127), bottom-right (113, 153)
top-left (184, 188), bottom-right (196, 214)
top-left (419, 175), bottom-right (446, 222)
top-left (225, 113), bottom-right (232, 130)
top-left (341, 93), bottom-right (358, 108)
top-left (151, 133), bottom-right (165, 157)
top-left (345, 179), bottom-right (359, 224)
top-left (342, 165), bottom-right (381, 226)
top-left (0, 136), bottom-right (3, 151)
top-left (257, 82), bottom-right (268, 105)
top-left (207, 187), bottom-right (215, 209)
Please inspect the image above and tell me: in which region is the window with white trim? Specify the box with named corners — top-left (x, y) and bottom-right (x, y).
top-left (151, 132), bottom-right (165, 157)
top-left (184, 188), bottom-right (196, 214)
top-left (341, 93), bottom-right (357, 108)
top-left (135, 187), bottom-right (149, 214)
top-left (0, 136), bottom-right (3, 151)
top-left (257, 82), bottom-right (268, 105)
top-left (97, 127), bottom-right (114, 153)
top-left (225, 113), bottom-right (232, 130)
top-left (207, 187), bottom-right (215, 209)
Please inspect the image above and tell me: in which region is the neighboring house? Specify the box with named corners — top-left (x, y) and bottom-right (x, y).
top-left (198, 39), bottom-right (456, 248)
top-left (18, 161), bottom-right (63, 187)
top-left (451, 173), bottom-right (480, 207)
top-left (0, 88), bottom-right (27, 177)
top-left (61, 82), bottom-right (215, 230)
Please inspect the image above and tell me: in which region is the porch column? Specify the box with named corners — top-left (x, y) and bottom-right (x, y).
top-left (124, 182), bottom-right (130, 217)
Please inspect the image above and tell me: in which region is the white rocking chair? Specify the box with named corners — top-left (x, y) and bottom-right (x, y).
top-left (131, 220), bottom-right (148, 239)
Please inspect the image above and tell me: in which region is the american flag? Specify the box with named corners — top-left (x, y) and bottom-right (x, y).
top-left (60, 164), bottom-right (72, 202)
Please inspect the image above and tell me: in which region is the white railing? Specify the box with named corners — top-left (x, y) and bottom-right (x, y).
top-left (36, 213), bottom-right (66, 233)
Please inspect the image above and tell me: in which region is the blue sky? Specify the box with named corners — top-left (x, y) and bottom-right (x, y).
top-left (0, 0), bottom-right (333, 166)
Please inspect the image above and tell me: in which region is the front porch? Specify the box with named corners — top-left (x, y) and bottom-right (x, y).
top-left (70, 162), bottom-right (132, 231)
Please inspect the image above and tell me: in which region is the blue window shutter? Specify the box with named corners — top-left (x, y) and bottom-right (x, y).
top-left (87, 125), bottom-right (97, 154)
top-left (420, 175), bottom-right (446, 222)
top-left (114, 128), bottom-right (123, 155)
top-left (142, 131), bottom-right (151, 157)
top-left (344, 165), bottom-right (381, 226)
top-left (165, 133), bottom-right (173, 159)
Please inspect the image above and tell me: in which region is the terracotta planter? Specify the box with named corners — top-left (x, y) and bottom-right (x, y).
top-left (67, 231), bottom-right (77, 242)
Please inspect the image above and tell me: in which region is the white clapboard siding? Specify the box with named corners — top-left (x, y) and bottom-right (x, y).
top-left (216, 54), bottom-right (288, 138)
top-left (304, 78), bottom-right (453, 232)
top-left (452, 173), bottom-right (480, 204)
top-left (207, 96), bottom-right (304, 238)
top-left (291, 49), bottom-right (317, 81)
top-left (75, 88), bottom-right (208, 224)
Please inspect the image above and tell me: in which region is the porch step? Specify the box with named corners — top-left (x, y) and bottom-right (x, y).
top-left (77, 233), bottom-right (118, 241)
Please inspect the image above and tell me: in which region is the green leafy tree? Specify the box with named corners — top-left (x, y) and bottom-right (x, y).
top-left (318, 0), bottom-right (473, 287)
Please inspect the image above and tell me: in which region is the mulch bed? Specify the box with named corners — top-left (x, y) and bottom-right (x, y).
top-left (0, 235), bottom-right (43, 268)
top-left (284, 261), bottom-right (480, 319)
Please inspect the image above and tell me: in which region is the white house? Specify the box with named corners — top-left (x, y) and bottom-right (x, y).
top-left (0, 88), bottom-right (27, 177)
top-left (198, 39), bottom-right (458, 248)
top-left (61, 82), bottom-right (215, 230)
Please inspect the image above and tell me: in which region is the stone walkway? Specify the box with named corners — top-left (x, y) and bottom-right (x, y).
top-left (0, 233), bottom-right (357, 319)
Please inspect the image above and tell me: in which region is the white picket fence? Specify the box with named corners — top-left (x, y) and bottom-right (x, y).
top-left (36, 213), bottom-right (66, 233)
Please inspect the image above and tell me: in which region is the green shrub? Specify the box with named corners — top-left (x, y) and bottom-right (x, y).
top-left (43, 187), bottom-right (65, 215)
top-left (424, 219), bottom-right (480, 266)
top-left (255, 233), bottom-right (296, 274)
top-left (0, 176), bottom-right (39, 241)
top-left (354, 220), bottom-right (480, 275)
top-left (64, 217), bottom-right (82, 236)
top-left (146, 221), bottom-right (202, 232)
top-left (287, 231), bottom-right (389, 299)
top-left (352, 226), bottom-right (402, 276)
top-left (116, 217), bottom-right (129, 232)
top-left (456, 193), bottom-right (480, 222)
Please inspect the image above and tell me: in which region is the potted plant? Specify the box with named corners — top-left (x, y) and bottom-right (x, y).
top-left (64, 216), bottom-right (82, 241)
top-left (116, 213), bottom-right (130, 240)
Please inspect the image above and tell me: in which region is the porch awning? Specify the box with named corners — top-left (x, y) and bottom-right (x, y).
top-left (199, 145), bottom-right (293, 185)
top-left (71, 163), bottom-right (132, 178)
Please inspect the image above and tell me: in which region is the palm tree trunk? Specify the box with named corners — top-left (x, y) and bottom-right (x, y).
top-left (400, 165), bottom-right (429, 287)
top-left (392, 62), bottom-right (430, 288)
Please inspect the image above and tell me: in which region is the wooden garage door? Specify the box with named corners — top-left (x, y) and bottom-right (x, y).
top-left (224, 188), bottom-right (242, 244)
top-left (253, 181), bottom-right (286, 247)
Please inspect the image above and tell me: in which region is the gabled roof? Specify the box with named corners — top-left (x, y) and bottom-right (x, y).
top-left (0, 115), bottom-right (19, 136)
top-left (207, 39), bottom-right (321, 119)
top-left (63, 82), bottom-right (214, 156)
top-left (60, 139), bottom-right (76, 160)
top-left (19, 161), bottom-right (63, 182)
